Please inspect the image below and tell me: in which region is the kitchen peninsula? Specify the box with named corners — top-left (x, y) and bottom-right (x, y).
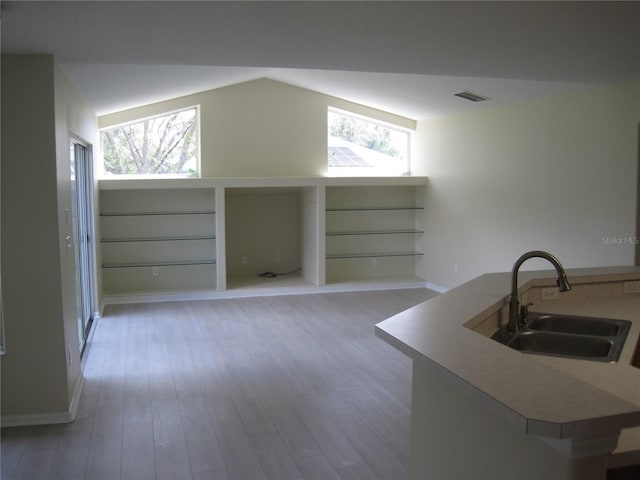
top-left (376, 266), bottom-right (640, 480)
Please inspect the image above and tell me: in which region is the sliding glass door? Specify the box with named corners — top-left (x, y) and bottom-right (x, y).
top-left (71, 141), bottom-right (95, 352)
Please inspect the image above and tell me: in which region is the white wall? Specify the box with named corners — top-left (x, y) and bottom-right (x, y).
top-left (99, 78), bottom-right (416, 178)
top-left (54, 62), bottom-right (101, 404)
top-left (0, 55), bottom-right (98, 422)
top-left (1, 55), bottom-right (68, 417)
top-left (414, 81), bottom-right (640, 290)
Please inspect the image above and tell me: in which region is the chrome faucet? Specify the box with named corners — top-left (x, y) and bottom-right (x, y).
top-left (508, 251), bottom-right (571, 334)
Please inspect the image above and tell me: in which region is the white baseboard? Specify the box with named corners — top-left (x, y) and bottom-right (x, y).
top-left (426, 282), bottom-right (449, 294)
top-left (1, 411), bottom-right (73, 428)
top-left (68, 373), bottom-right (85, 421)
top-left (101, 280), bottom-right (433, 305)
top-left (1, 374), bottom-right (85, 428)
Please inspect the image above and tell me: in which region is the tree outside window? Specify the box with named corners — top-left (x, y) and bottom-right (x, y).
top-left (101, 107), bottom-right (198, 176)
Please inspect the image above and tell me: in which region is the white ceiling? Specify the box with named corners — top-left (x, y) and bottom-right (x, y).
top-left (2, 1), bottom-right (639, 119)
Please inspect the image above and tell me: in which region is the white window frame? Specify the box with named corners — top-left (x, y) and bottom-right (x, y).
top-left (99, 106), bottom-right (201, 179)
top-left (327, 107), bottom-right (411, 177)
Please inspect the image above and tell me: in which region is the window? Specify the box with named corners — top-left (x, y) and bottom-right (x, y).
top-left (101, 107), bottom-right (199, 176)
top-left (328, 108), bottom-right (410, 176)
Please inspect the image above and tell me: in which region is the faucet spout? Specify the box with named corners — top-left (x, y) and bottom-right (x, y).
top-left (508, 250), bottom-right (572, 334)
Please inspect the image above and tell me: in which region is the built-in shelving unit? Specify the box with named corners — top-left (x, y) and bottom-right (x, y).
top-left (325, 185), bottom-right (425, 283)
top-left (99, 188), bottom-right (217, 294)
top-left (97, 177), bottom-right (426, 302)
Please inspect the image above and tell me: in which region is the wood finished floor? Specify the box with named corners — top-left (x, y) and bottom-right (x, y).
top-left (1, 288), bottom-right (437, 480)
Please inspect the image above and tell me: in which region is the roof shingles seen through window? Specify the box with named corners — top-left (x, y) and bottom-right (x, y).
top-left (328, 146), bottom-right (373, 167)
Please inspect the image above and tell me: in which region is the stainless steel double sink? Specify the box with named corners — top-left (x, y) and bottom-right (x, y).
top-left (491, 312), bottom-right (632, 362)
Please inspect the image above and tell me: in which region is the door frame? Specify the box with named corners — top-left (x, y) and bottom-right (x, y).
top-left (636, 123), bottom-right (639, 266)
top-left (70, 136), bottom-right (97, 354)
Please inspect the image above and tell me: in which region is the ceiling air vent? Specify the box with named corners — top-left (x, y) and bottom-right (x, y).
top-left (454, 91), bottom-right (490, 102)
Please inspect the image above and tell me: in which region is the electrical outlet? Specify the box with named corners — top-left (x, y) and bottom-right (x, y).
top-left (623, 280), bottom-right (640, 294)
top-left (540, 287), bottom-right (559, 301)
top-left (241, 256), bottom-right (248, 265)
top-left (152, 266), bottom-right (159, 276)
top-left (453, 263), bottom-right (459, 273)
top-left (275, 254), bottom-right (281, 264)
top-left (371, 257), bottom-right (378, 268)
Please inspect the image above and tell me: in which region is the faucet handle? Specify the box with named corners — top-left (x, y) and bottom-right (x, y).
top-left (519, 303), bottom-right (533, 326)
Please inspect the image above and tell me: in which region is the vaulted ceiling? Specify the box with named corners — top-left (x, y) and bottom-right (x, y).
top-left (2, 1), bottom-right (639, 119)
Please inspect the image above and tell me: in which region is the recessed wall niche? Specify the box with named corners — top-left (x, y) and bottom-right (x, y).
top-left (225, 187), bottom-right (318, 290)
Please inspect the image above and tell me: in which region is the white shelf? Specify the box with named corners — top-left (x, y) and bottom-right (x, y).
top-left (98, 176), bottom-right (428, 190)
top-left (100, 211), bottom-right (215, 217)
top-left (326, 229), bottom-right (423, 236)
top-left (101, 235), bottom-right (216, 243)
top-left (226, 272), bottom-right (312, 291)
top-left (103, 259), bottom-right (217, 268)
top-left (326, 252), bottom-right (424, 259)
top-left (326, 207), bottom-right (424, 212)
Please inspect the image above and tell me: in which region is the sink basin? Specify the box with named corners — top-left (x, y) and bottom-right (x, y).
top-left (527, 313), bottom-right (627, 337)
top-left (508, 331), bottom-right (613, 359)
top-left (490, 312), bottom-right (631, 362)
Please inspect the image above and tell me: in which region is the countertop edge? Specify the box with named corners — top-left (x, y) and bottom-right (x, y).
top-left (375, 266), bottom-right (640, 440)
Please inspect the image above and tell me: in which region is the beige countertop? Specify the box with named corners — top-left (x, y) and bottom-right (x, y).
top-left (375, 266), bottom-right (640, 447)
